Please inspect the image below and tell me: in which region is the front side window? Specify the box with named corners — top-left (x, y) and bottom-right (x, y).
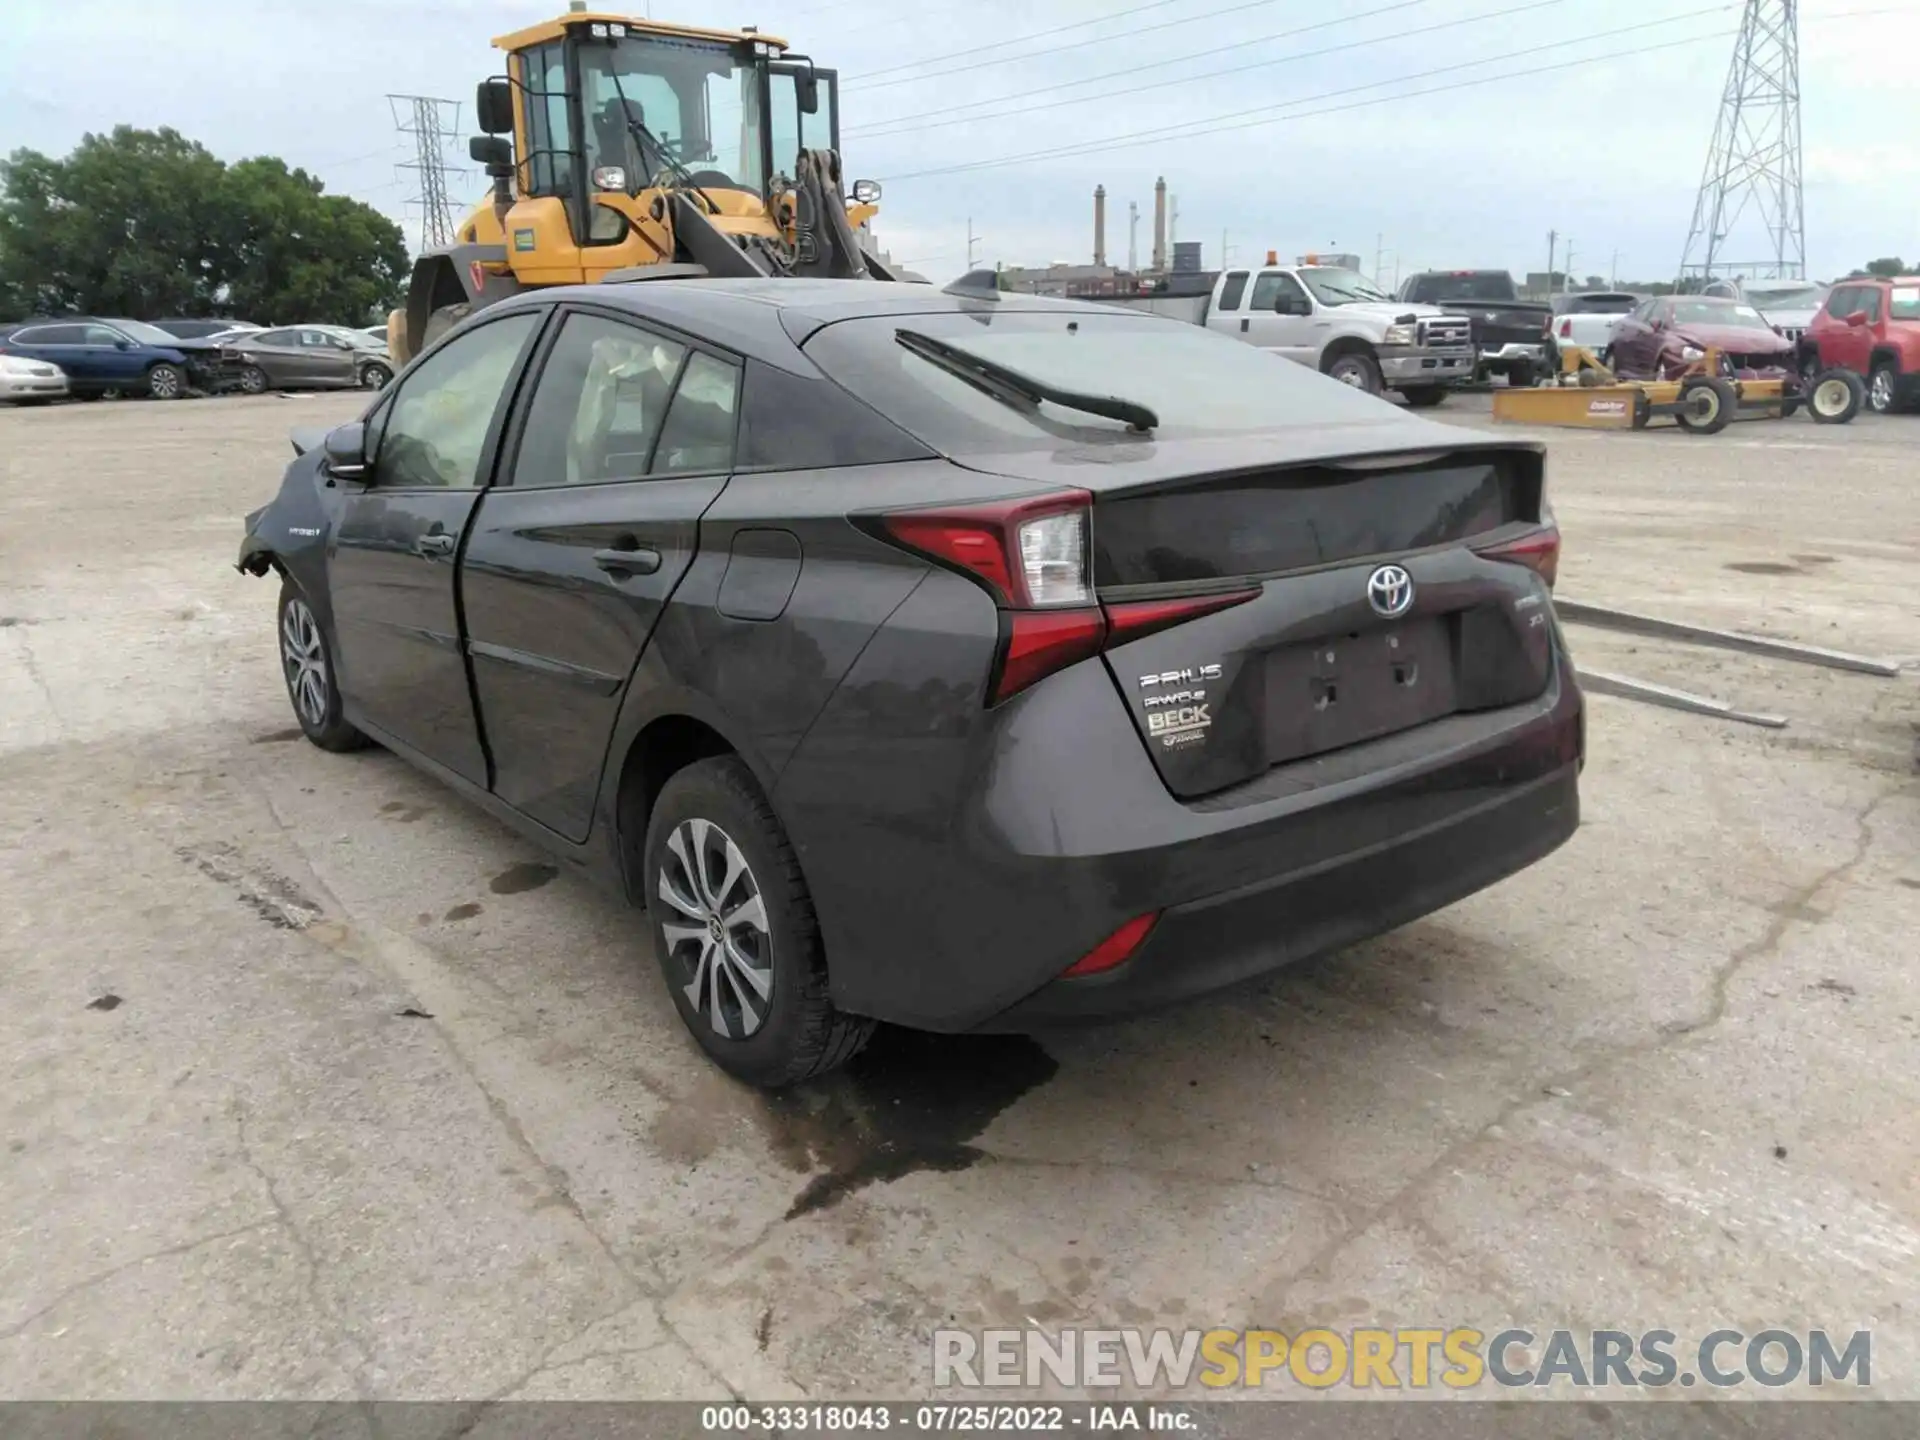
top-left (1823, 287), bottom-right (1859, 320)
top-left (84, 325), bottom-right (129, 346)
top-left (511, 312), bottom-right (691, 487)
top-left (373, 313), bottom-right (540, 490)
top-left (1861, 287), bottom-right (1885, 322)
top-left (1249, 272), bottom-right (1308, 311)
top-left (579, 35), bottom-right (765, 195)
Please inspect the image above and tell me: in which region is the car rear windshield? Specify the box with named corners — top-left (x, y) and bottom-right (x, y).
top-left (1561, 294), bottom-right (1637, 314)
top-left (801, 310), bottom-right (1398, 453)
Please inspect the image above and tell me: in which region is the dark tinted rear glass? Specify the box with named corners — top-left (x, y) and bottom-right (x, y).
top-left (802, 310), bottom-right (1395, 455)
top-left (1408, 273), bottom-right (1516, 302)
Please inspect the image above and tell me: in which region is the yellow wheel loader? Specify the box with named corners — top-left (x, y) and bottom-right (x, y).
top-left (387, 6), bottom-right (904, 366)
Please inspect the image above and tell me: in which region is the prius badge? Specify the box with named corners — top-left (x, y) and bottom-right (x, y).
top-left (1367, 564), bottom-right (1414, 619)
top-left (1139, 663), bottom-right (1222, 748)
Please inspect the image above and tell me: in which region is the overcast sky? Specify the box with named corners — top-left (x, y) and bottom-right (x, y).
top-left (4, 0), bottom-right (1915, 286)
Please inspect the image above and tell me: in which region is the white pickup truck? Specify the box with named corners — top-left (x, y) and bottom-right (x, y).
top-left (1101, 262), bottom-right (1476, 406)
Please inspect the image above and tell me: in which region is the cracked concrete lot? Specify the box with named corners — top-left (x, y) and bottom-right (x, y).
top-left (1, 391), bottom-right (1916, 1403)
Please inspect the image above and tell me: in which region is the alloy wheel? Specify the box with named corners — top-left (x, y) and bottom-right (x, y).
top-left (240, 366), bottom-right (267, 395)
top-left (149, 366), bottom-right (182, 399)
top-left (657, 818), bottom-right (774, 1040)
top-left (361, 364), bottom-right (391, 390)
top-left (280, 597), bottom-right (330, 730)
top-left (1869, 369), bottom-right (1894, 412)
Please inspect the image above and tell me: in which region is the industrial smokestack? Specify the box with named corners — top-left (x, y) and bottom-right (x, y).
top-left (1093, 185), bottom-right (1107, 267)
top-left (1151, 176), bottom-right (1167, 274)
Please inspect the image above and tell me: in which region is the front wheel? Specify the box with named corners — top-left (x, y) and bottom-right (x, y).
top-left (146, 363), bottom-right (185, 400)
top-left (644, 756), bottom-right (873, 1087)
top-left (238, 365), bottom-right (269, 395)
top-left (358, 361), bottom-right (393, 390)
top-left (1323, 349), bottom-right (1383, 395)
top-left (1399, 386), bottom-right (1448, 408)
top-left (1808, 369), bottom-right (1865, 425)
top-left (278, 583), bottom-right (369, 752)
top-left (1675, 375), bottom-right (1738, 435)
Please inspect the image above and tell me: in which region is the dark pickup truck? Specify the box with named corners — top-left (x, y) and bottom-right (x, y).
top-left (1397, 271), bottom-right (1553, 386)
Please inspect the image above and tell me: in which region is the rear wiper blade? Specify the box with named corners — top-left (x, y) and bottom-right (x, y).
top-left (895, 327), bottom-right (1158, 432)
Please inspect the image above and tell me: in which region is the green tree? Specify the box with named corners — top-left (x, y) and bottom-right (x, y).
top-left (1864, 256), bottom-right (1907, 277)
top-left (0, 125), bottom-right (406, 323)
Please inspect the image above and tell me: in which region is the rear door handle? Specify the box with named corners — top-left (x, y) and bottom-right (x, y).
top-left (414, 532), bottom-right (456, 557)
top-left (593, 546), bottom-right (661, 575)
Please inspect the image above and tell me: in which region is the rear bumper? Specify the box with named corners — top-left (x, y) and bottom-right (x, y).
top-left (1479, 342), bottom-right (1546, 366)
top-left (778, 569), bottom-right (1584, 1034)
top-left (988, 762), bottom-right (1578, 1027)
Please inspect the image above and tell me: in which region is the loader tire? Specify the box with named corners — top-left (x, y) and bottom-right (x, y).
top-left (421, 302), bottom-right (472, 353)
top-left (1675, 375), bottom-right (1737, 435)
top-left (1808, 369), bottom-right (1865, 425)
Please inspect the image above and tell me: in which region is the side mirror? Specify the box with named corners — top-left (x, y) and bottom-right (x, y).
top-left (469, 135), bottom-right (513, 173)
top-left (1844, 310), bottom-right (1870, 327)
top-left (114, 339), bottom-right (134, 351)
top-left (797, 73), bottom-right (820, 115)
top-left (1275, 296), bottom-right (1308, 316)
top-left (323, 421), bottom-right (368, 479)
top-left (476, 77), bottom-right (514, 136)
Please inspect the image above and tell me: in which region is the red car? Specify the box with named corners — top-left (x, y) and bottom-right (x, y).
top-left (1799, 276), bottom-right (1920, 413)
top-left (1606, 295), bottom-right (1797, 381)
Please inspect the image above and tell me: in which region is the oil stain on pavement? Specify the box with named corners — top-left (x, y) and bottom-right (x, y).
top-left (490, 861), bottom-right (559, 894)
top-left (758, 1029), bottom-right (1058, 1220)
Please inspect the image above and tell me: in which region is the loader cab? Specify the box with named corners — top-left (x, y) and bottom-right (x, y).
top-left (473, 13), bottom-right (841, 284)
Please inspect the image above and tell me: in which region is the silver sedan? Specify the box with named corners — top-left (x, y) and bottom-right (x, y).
top-left (0, 354), bottom-right (69, 404)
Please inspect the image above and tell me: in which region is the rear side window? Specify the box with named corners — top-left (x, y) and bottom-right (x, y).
top-left (1892, 286), bottom-right (1920, 321)
top-left (13, 325), bottom-right (84, 344)
top-left (510, 312), bottom-right (689, 487)
top-left (651, 352), bottom-right (740, 475)
top-left (1216, 271), bottom-right (1249, 310)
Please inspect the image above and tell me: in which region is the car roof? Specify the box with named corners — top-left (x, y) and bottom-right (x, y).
top-left (488, 278), bottom-right (1119, 371)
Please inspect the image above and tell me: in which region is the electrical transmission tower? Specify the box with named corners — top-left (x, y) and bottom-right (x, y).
top-left (1678, 0), bottom-right (1804, 284)
top-left (388, 94), bottom-right (466, 250)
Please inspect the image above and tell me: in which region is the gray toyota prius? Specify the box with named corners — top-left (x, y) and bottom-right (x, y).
top-left (238, 278), bottom-right (1582, 1086)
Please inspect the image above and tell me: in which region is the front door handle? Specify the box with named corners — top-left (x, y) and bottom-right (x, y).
top-left (414, 532), bottom-right (456, 558)
top-left (593, 545), bottom-right (661, 576)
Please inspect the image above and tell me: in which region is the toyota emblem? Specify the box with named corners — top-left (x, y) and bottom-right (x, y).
top-left (1367, 564), bottom-right (1414, 618)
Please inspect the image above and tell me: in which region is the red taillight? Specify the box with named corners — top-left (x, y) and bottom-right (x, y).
top-left (1559, 319), bottom-right (1572, 338)
top-left (1476, 520), bottom-right (1560, 588)
top-left (1060, 912), bottom-right (1159, 978)
top-left (1105, 588), bottom-right (1260, 646)
top-left (877, 493), bottom-right (1263, 704)
top-left (999, 609), bottom-right (1106, 703)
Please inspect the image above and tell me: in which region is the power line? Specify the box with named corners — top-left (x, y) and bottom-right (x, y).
top-left (851, 0), bottom-right (1560, 140)
top-left (853, 0), bottom-right (1363, 91)
top-left (846, 0), bottom-right (1191, 82)
top-left (878, 23), bottom-right (1739, 182)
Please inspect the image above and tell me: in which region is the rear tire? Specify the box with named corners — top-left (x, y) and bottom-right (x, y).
top-left (420, 303), bottom-right (471, 353)
top-left (277, 582), bottom-right (369, 753)
top-left (1507, 359), bottom-right (1536, 389)
top-left (1399, 386), bottom-right (1447, 408)
top-left (1323, 348), bottom-right (1383, 395)
top-left (644, 756), bottom-right (873, 1087)
top-left (146, 363), bottom-right (185, 400)
top-left (1675, 375), bottom-right (1738, 435)
top-left (1809, 368), bottom-right (1865, 424)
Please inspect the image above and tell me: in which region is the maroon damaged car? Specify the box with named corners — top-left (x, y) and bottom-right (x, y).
top-left (1606, 295), bottom-right (1797, 381)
